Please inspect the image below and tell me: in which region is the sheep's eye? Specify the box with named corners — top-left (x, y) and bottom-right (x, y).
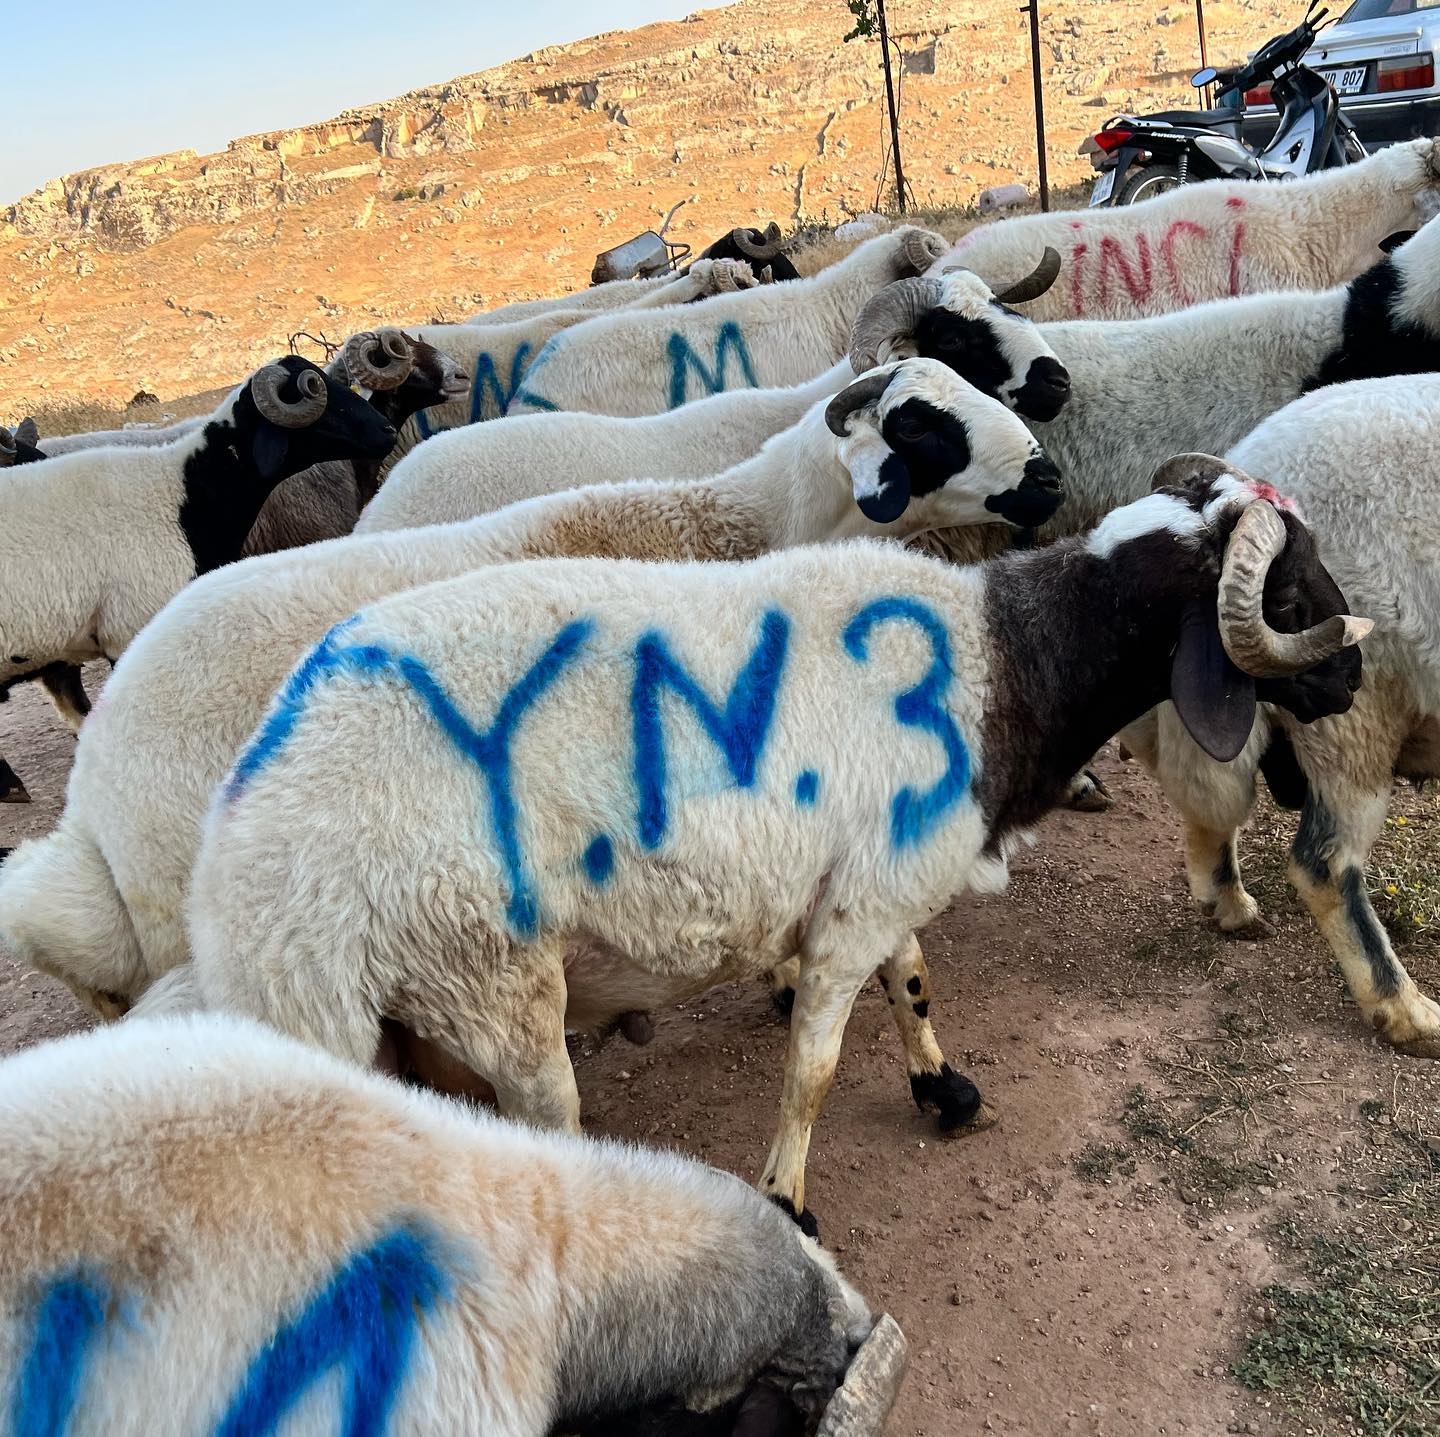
top-left (895, 419), bottom-right (927, 443)
top-left (937, 332), bottom-right (966, 351)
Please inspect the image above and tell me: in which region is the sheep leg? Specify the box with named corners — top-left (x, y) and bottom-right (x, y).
top-left (0, 757), bottom-right (29, 804)
top-left (758, 927), bottom-right (892, 1237)
top-left (1287, 784), bottom-right (1440, 1058)
top-left (37, 662), bottom-right (90, 735)
top-left (879, 933), bottom-right (997, 1134)
top-left (1063, 767), bottom-right (1112, 812)
top-left (1183, 824), bottom-right (1264, 933)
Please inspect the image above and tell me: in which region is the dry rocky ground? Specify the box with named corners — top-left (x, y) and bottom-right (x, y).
top-left (0, 0), bottom-right (1302, 411)
top-left (2, 676), bottom-right (1436, 1436)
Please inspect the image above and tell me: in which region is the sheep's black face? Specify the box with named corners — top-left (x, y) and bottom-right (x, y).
top-left (697, 227), bottom-right (802, 283)
top-left (911, 293), bottom-right (1071, 422)
top-left (240, 356), bottom-right (397, 482)
top-left (382, 340), bottom-right (470, 424)
top-left (1250, 508), bottom-right (1363, 722)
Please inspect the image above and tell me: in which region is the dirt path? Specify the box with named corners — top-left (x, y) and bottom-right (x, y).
top-left (1, 672), bottom-right (1436, 1436)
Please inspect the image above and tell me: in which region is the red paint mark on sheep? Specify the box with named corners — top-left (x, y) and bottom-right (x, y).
top-left (1228, 221), bottom-right (1247, 296)
top-left (1247, 481), bottom-right (1297, 511)
top-left (1069, 242), bottom-right (1088, 315)
top-left (1159, 219), bottom-right (1208, 305)
top-left (1226, 196), bottom-right (1246, 210)
top-left (1098, 233), bottom-right (1153, 305)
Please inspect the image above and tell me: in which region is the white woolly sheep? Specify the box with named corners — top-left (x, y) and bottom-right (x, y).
top-left (360, 262), bottom-right (1070, 534)
top-left (0, 1012), bottom-right (906, 1436)
top-left (0, 357), bottom-right (395, 804)
top-left (1116, 381), bottom-right (1440, 1059)
top-left (506, 227), bottom-right (956, 418)
top-left (932, 137), bottom-right (1440, 321)
top-left (396, 258), bottom-right (763, 458)
top-left (184, 468), bottom-right (1367, 1226)
top-left (0, 358), bottom-right (1054, 1145)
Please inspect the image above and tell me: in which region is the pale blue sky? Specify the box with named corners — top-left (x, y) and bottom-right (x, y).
top-left (5, 1), bottom-right (733, 204)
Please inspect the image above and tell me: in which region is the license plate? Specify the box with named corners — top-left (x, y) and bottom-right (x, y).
top-left (1089, 169), bottom-right (1116, 206)
top-left (1321, 65), bottom-right (1368, 94)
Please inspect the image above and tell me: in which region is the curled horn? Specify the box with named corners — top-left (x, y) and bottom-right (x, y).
top-left (341, 328), bottom-right (415, 392)
top-left (817, 1314), bottom-right (909, 1436)
top-left (992, 246), bottom-right (1063, 305)
top-left (847, 276), bottom-right (944, 373)
top-left (710, 259), bottom-right (759, 293)
top-left (731, 223), bottom-right (786, 260)
top-left (1217, 501), bottom-right (1373, 677)
top-left (900, 228), bottom-right (948, 274)
top-left (251, 362), bottom-right (329, 429)
top-left (825, 371), bottom-right (894, 437)
top-left (0, 427), bottom-right (16, 466)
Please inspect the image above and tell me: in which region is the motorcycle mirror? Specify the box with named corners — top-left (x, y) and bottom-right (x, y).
top-left (1191, 66), bottom-right (1218, 87)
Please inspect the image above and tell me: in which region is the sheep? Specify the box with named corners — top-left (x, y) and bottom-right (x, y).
top-left (0, 356), bottom-right (395, 804)
top-left (505, 227), bottom-right (955, 418)
top-left (183, 466), bottom-right (1367, 1229)
top-left (391, 259), bottom-right (762, 470)
top-left (359, 258), bottom-right (1071, 534)
top-left (0, 1012), bottom-right (907, 1436)
top-left (1117, 382), bottom-right (1440, 1059)
top-left (0, 357), bottom-right (1055, 1139)
top-left (463, 226), bottom-right (794, 325)
top-left (932, 137), bottom-right (1440, 321)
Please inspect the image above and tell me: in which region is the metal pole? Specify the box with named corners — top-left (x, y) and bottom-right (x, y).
top-left (875, 0), bottom-right (907, 213)
top-left (1196, 0), bottom-right (1213, 107)
top-left (1023, 0), bottom-right (1050, 211)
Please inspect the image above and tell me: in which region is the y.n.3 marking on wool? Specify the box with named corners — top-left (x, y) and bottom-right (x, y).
top-left (631, 609), bottom-right (790, 848)
top-left (842, 596), bottom-right (971, 848)
top-left (228, 617), bottom-right (592, 938)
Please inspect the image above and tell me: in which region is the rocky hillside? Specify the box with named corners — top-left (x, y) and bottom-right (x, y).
top-left (0, 0), bottom-right (1291, 408)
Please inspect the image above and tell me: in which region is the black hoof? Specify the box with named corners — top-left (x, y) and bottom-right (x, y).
top-left (769, 1194), bottom-right (820, 1241)
top-left (1066, 768), bottom-right (1113, 813)
top-left (0, 758), bottom-right (30, 804)
top-left (617, 1010), bottom-right (655, 1046)
top-left (911, 1063), bottom-right (983, 1133)
top-left (771, 984), bottom-right (796, 1019)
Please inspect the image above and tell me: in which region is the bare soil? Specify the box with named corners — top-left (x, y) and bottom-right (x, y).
top-left (2, 674), bottom-right (1437, 1437)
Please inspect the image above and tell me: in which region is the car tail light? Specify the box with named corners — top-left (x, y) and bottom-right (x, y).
top-left (1243, 81), bottom-right (1273, 106)
top-left (1093, 128), bottom-right (1133, 153)
top-left (1377, 54), bottom-right (1434, 92)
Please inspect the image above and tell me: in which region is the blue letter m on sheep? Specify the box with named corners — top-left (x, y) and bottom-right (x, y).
top-left (667, 322), bottom-right (759, 408)
top-left (216, 1225), bottom-right (450, 1437)
top-left (632, 609), bottom-right (789, 848)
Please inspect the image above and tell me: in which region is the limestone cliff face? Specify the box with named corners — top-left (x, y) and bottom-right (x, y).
top-left (0, 0), bottom-right (1288, 406)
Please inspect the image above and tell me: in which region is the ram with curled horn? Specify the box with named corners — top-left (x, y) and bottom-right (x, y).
top-left (339, 328), bottom-right (416, 395)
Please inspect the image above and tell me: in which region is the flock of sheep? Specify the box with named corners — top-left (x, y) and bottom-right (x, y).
top-left (2, 134), bottom-right (1440, 1434)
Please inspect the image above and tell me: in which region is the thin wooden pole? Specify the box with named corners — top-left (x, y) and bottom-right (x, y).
top-left (875, 0), bottom-right (907, 212)
top-left (1023, 0), bottom-right (1050, 210)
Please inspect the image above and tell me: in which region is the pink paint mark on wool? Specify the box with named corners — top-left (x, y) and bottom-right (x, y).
top-left (1228, 221), bottom-right (1247, 296)
top-left (1069, 242), bottom-right (1088, 315)
top-left (1247, 481), bottom-right (1298, 511)
top-left (1099, 233), bottom-right (1153, 305)
top-left (1226, 196), bottom-right (1247, 210)
top-left (1159, 219), bottom-right (1208, 305)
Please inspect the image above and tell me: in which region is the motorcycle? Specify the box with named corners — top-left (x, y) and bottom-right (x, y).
top-left (1082, 1), bottom-right (1368, 207)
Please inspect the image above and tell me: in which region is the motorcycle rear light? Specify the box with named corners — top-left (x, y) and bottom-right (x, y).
top-left (1377, 54), bottom-right (1434, 92)
top-left (1243, 81), bottom-right (1273, 105)
top-left (1093, 128), bottom-right (1133, 153)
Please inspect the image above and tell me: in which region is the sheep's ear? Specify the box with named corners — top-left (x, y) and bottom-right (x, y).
top-left (838, 425), bottom-right (912, 524)
top-left (251, 425), bottom-right (290, 482)
top-left (1169, 598), bottom-right (1256, 762)
top-left (15, 418), bottom-right (38, 446)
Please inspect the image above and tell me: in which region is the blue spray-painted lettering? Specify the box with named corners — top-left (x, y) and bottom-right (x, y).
top-left (229, 618), bottom-right (592, 938)
top-left (10, 1272), bottom-right (108, 1437)
top-left (583, 834), bottom-right (615, 885)
top-left (842, 597), bottom-right (971, 848)
top-left (415, 345), bottom-right (535, 440)
top-left (632, 609), bottom-right (789, 849)
top-left (506, 333), bottom-right (564, 414)
top-left (667, 322), bottom-right (759, 408)
top-left (216, 1224), bottom-right (449, 1437)
top-left (794, 770), bottom-right (820, 807)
